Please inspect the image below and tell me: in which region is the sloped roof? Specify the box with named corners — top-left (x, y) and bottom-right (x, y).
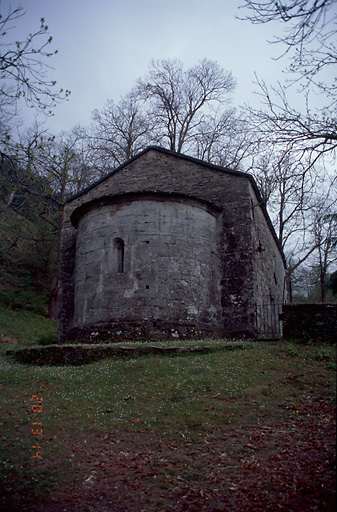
top-left (66, 146), bottom-right (285, 265)
top-left (67, 146), bottom-right (258, 202)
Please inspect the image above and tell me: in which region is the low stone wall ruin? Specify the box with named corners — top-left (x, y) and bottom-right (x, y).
top-left (283, 303), bottom-right (337, 344)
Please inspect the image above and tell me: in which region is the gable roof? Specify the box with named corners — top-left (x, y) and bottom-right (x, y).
top-left (66, 146), bottom-right (286, 266)
top-left (67, 146), bottom-right (258, 202)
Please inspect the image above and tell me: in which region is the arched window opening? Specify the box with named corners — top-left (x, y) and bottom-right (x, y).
top-left (114, 238), bottom-right (124, 273)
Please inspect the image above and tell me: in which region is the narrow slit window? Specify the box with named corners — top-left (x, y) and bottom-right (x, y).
top-left (114, 238), bottom-right (124, 273)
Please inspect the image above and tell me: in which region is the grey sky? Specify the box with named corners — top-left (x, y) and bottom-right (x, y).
top-left (3, 0), bottom-right (305, 134)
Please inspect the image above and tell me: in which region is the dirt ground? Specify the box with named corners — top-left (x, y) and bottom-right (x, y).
top-left (5, 394), bottom-right (336, 512)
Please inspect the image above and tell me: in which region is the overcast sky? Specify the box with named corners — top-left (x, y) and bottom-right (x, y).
top-left (2, 0), bottom-right (315, 135)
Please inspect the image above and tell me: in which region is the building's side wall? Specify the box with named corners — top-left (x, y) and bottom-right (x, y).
top-left (73, 196), bottom-right (223, 336)
top-left (58, 214), bottom-right (76, 342)
top-left (249, 183), bottom-right (286, 337)
top-left (218, 183), bottom-right (257, 337)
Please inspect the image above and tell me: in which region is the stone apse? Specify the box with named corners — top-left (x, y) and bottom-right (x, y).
top-left (58, 147), bottom-right (286, 342)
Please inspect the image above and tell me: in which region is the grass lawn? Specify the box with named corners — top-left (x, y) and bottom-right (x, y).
top-left (0, 308), bottom-right (57, 344)
top-left (0, 332), bottom-right (336, 512)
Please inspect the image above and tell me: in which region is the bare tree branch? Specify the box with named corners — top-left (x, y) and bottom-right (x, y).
top-left (0, 4), bottom-right (70, 121)
top-left (137, 59), bottom-right (236, 153)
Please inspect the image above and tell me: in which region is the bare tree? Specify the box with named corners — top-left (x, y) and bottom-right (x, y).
top-left (250, 151), bottom-right (318, 248)
top-left (245, 77), bottom-right (337, 170)
top-left (313, 205), bottom-right (337, 302)
top-left (85, 59), bottom-right (247, 172)
top-left (248, 146), bottom-right (337, 300)
top-left (0, 122), bottom-right (52, 218)
top-left (238, 1), bottom-right (336, 168)
top-left (194, 111), bottom-right (254, 169)
top-left (242, 86), bottom-right (335, 216)
top-left (30, 131), bottom-right (95, 317)
top-left (237, 0), bottom-right (336, 300)
top-left (237, 0), bottom-right (336, 90)
top-left (0, 127), bottom-right (95, 317)
top-left (0, 4), bottom-right (70, 123)
top-left (290, 265), bottom-right (318, 302)
top-left (0, 0), bottom-right (71, 209)
top-left (237, 1), bottom-right (334, 38)
top-left (291, 203), bottom-right (337, 303)
top-left (85, 93), bottom-right (154, 173)
top-left (137, 59), bottom-right (236, 153)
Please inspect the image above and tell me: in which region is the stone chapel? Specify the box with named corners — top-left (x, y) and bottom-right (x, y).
top-left (58, 146), bottom-right (286, 342)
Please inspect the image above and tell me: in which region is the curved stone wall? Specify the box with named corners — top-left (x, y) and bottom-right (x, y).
top-left (73, 195), bottom-right (222, 334)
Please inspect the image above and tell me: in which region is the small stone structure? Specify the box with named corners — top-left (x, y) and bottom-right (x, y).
top-left (58, 147), bottom-right (286, 342)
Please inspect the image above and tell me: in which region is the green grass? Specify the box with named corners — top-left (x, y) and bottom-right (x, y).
top-left (0, 308), bottom-right (57, 344)
top-left (0, 340), bottom-right (335, 509)
top-left (0, 308), bottom-right (335, 509)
